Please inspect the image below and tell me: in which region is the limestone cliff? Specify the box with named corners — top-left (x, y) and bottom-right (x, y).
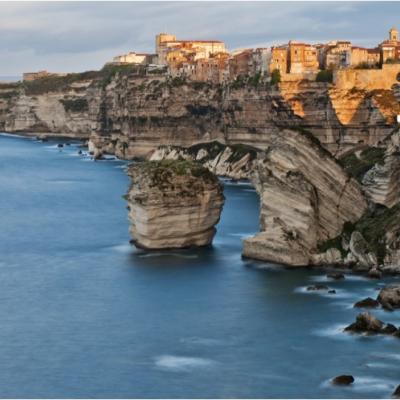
top-left (242, 129), bottom-right (367, 266)
top-left (1, 69), bottom-right (399, 159)
top-left (126, 160), bottom-right (224, 249)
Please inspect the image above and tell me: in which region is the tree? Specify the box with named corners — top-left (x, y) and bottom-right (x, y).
top-left (316, 69), bottom-right (333, 83)
top-left (270, 69), bottom-right (281, 85)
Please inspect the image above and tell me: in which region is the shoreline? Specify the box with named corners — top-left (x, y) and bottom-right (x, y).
top-left (0, 130), bottom-right (90, 140)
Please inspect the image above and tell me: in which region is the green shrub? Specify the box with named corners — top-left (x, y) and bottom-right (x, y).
top-left (339, 147), bottom-right (385, 183)
top-left (60, 98), bottom-right (88, 112)
top-left (270, 69), bottom-right (281, 85)
top-left (316, 69), bottom-right (333, 83)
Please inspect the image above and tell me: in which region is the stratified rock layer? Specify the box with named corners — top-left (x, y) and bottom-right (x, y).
top-left (242, 129), bottom-right (367, 266)
top-left (126, 160), bottom-right (224, 249)
top-left (149, 141), bottom-right (259, 180)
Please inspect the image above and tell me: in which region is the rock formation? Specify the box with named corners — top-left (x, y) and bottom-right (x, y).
top-left (331, 375), bottom-right (354, 386)
top-left (242, 129), bottom-right (367, 266)
top-left (148, 141), bottom-right (259, 180)
top-left (377, 284), bottom-right (400, 310)
top-left (344, 312), bottom-right (399, 337)
top-left (362, 130), bottom-right (400, 208)
top-left (126, 160), bottom-right (224, 249)
top-left (353, 297), bottom-right (380, 308)
top-left (1, 69), bottom-right (398, 159)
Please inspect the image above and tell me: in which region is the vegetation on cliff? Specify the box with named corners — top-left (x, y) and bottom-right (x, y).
top-left (339, 147), bottom-right (385, 183)
top-left (316, 69), bottom-right (333, 83)
top-left (318, 204), bottom-right (400, 264)
top-left (128, 160), bottom-right (219, 190)
top-left (60, 98), bottom-right (89, 112)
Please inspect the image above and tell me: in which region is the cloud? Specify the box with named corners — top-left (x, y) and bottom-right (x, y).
top-left (0, 1), bottom-right (399, 76)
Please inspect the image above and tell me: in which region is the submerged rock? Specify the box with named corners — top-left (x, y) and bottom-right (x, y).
top-left (331, 375), bottom-right (354, 385)
top-left (327, 272), bottom-right (345, 280)
top-left (377, 284), bottom-right (400, 310)
top-left (368, 268), bottom-right (382, 279)
top-left (126, 160), bottom-right (224, 249)
top-left (353, 297), bottom-right (380, 308)
top-left (307, 284), bottom-right (329, 291)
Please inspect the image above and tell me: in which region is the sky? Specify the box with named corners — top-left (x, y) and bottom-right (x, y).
top-left (0, 1), bottom-right (400, 78)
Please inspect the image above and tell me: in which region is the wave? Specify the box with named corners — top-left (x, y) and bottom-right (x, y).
top-left (137, 252), bottom-right (199, 259)
top-left (180, 337), bottom-right (224, 346)
top-left (321, 375), bottom-right (397, 395)
top-left (154, 355), bottom-right (216, 371)
top-left (0, 132), bottom-right (35, 139)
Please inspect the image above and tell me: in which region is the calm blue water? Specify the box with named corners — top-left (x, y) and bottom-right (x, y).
top-left (0, 134), bottom-right (399, 399)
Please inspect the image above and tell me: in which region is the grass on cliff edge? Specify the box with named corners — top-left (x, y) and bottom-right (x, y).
top-left (128, 160), bottom-right (219, 188)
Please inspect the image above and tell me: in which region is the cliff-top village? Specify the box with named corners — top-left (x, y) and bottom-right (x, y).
top-left (23, 27), bottom-right (400, 85)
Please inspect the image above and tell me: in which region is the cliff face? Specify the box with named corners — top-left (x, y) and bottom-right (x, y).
top-left (242, 129), bottom-right (367, 266)
top-left (1, 71), bottom-right (398, 159)
top-left (0, 78), bottom-right (102, 138)
top-left (242, 128), bottom-right (400, 270)
top-left (126, 160), bottom-right (224, 249)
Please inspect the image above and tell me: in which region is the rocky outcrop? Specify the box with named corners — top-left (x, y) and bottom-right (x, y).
top-left (349, 231), bottom-right (377, 269)
top-left (362, 130), bottom-right (400, 208)
top-left (126, 160), bottom-right (224, 249)
top-left (242, 129), bottom-right (367, 266)
top-left (309, 129), bottom-right (400, 273)
top-left (344, 312), bottom-right (383, 333)
top-left (344, 312), bottom-right (399, 336)
top-left (353, 297), bottom-right (380, 308)
top-left (148, 141), bottom-right (259, 180)
top-left (377, 285), bottom-right (400, 311)
top-left (331, 375), bottom-right (354, 386)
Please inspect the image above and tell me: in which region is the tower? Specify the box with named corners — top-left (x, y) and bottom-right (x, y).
top-left (155, 33), bottom-right (177, 65)
top-left (389, 27), bottom-right (398, 42)
top-left (155, 33), bottom-right (176, 54)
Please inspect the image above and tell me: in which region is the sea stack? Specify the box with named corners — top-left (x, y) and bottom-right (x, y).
top-left (126, 160), bottom-right (224, 249)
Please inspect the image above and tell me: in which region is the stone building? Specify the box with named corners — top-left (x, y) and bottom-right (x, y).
top-left (251, 48), bottom-right (272, 76)
top-left (23, 70), bottom-right (65, 81)
top-left (155, 33), bottom-right (226, 66)
top-left (270, 45), bottom-right (288, 73)
top-left (380, 27), bottom-right (400, 63)
top-left (287, 41), bottom-right (319, 73)
top-left (350, 47), bottom-right (380, 68)
top-left (320, 41), bottom-right (352, 69)
top-left (111, 52), bottom-right (158, 65)
top-left (228, 49), bottom-right (253, 79)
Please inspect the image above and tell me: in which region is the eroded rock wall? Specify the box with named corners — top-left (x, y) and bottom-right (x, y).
top-left (242, 129), bottom-right (368, 266)
top-left (1, 72), bottom-right (398, 159)
top-left (126, 160), bottom-right (224, 249)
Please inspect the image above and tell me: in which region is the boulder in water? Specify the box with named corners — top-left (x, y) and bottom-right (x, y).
top-left (344, 312), bottom-right (383, 334)
top-left (331, 375), bottom-right (354, 385)
top-left (353, 297), bottom-right (380, 309)
top-left (377, 284), bottom-right (400, 310)
top-left (327, 272), bottom-right (345, 280)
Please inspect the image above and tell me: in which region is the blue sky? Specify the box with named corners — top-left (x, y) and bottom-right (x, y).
top-left (0, 1), bottom-right (399, 76)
